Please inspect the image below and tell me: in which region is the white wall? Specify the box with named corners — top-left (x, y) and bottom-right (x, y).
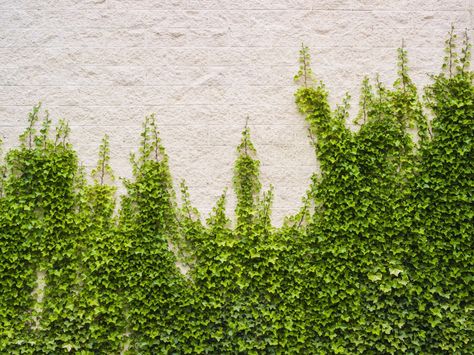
top-left (0, 0), bottom-right (472, 224)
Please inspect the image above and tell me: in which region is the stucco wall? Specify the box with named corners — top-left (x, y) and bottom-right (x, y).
top-left (0, 0), bottom-right (472, 224)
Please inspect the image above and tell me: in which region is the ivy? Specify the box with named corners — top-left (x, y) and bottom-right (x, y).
top-left (293, 29), bottom-right (473, 353)
top-left (0, 105), bottom-right (82, 353)
top-left (233, 120), bottom-right (262, 230)
top-left (0, 30), bottom-right (472, 353)
top-left (113, 114), bottom-right (191, 353)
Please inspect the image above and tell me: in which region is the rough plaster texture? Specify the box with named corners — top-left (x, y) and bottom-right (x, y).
top-left (0, 0), bottom-right (472, 224)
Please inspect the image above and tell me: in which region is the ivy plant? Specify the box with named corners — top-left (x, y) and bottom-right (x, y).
top-left (0, 29), bottom-right (471, 354)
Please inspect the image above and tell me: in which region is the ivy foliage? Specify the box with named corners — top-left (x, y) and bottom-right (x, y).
top-left (0, 106), bottom-right (83, 353)
top-left (115, 114), bottom-right (191, 353)
top-left (178, 123), bottom-right (310, 353)
top-left (293, 30), bottom-right (473, 353)
top-left (0, 30), bottom-right (472, 353)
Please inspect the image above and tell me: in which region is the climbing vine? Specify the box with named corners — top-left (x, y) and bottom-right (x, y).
top-left (293, 29), bottom-right (472, 353)
top-left (0, 29), bottom-right (472, 353)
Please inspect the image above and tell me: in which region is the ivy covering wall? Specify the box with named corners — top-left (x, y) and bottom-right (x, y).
top-left (0, 30), bottom-right (472, 354)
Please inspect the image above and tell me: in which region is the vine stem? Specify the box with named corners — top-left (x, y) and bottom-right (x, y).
top-left (302, 44), bottom-right (308, 88)
top-left (447, 25), bottom-right (455, 78)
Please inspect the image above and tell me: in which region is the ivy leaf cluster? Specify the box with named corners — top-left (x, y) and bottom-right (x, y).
top-left (293, 30), bottom-right (472, 353)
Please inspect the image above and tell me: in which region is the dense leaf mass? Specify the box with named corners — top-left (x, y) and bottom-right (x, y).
top-left (0, 31), bottom-right (472, 353)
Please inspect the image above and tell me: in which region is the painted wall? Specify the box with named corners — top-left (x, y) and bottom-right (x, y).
top-left (0, 0), bottom-right (472, 224)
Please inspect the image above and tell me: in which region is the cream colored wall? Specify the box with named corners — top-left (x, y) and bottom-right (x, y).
top-left (0, 0), bottom-right (472, 224)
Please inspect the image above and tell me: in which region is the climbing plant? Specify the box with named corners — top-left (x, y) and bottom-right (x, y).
top-left (114, 114), bottom-right (190, 353)
top-left (179, 125), bottom-right (310, 353)
top-left (0, 29), bottom-right (472, 353)
top-left (293, 29), bottom-right (472, 353)
top-left (0, 105), bottom-right (83, 353)
top-left (409, 28), bottom-right (473, 352)
top-left (54, 135), bottom-right (123, 353)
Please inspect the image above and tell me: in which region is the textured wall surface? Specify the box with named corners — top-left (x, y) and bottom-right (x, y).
top-left (0, 0), bottom-right (472, 224)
